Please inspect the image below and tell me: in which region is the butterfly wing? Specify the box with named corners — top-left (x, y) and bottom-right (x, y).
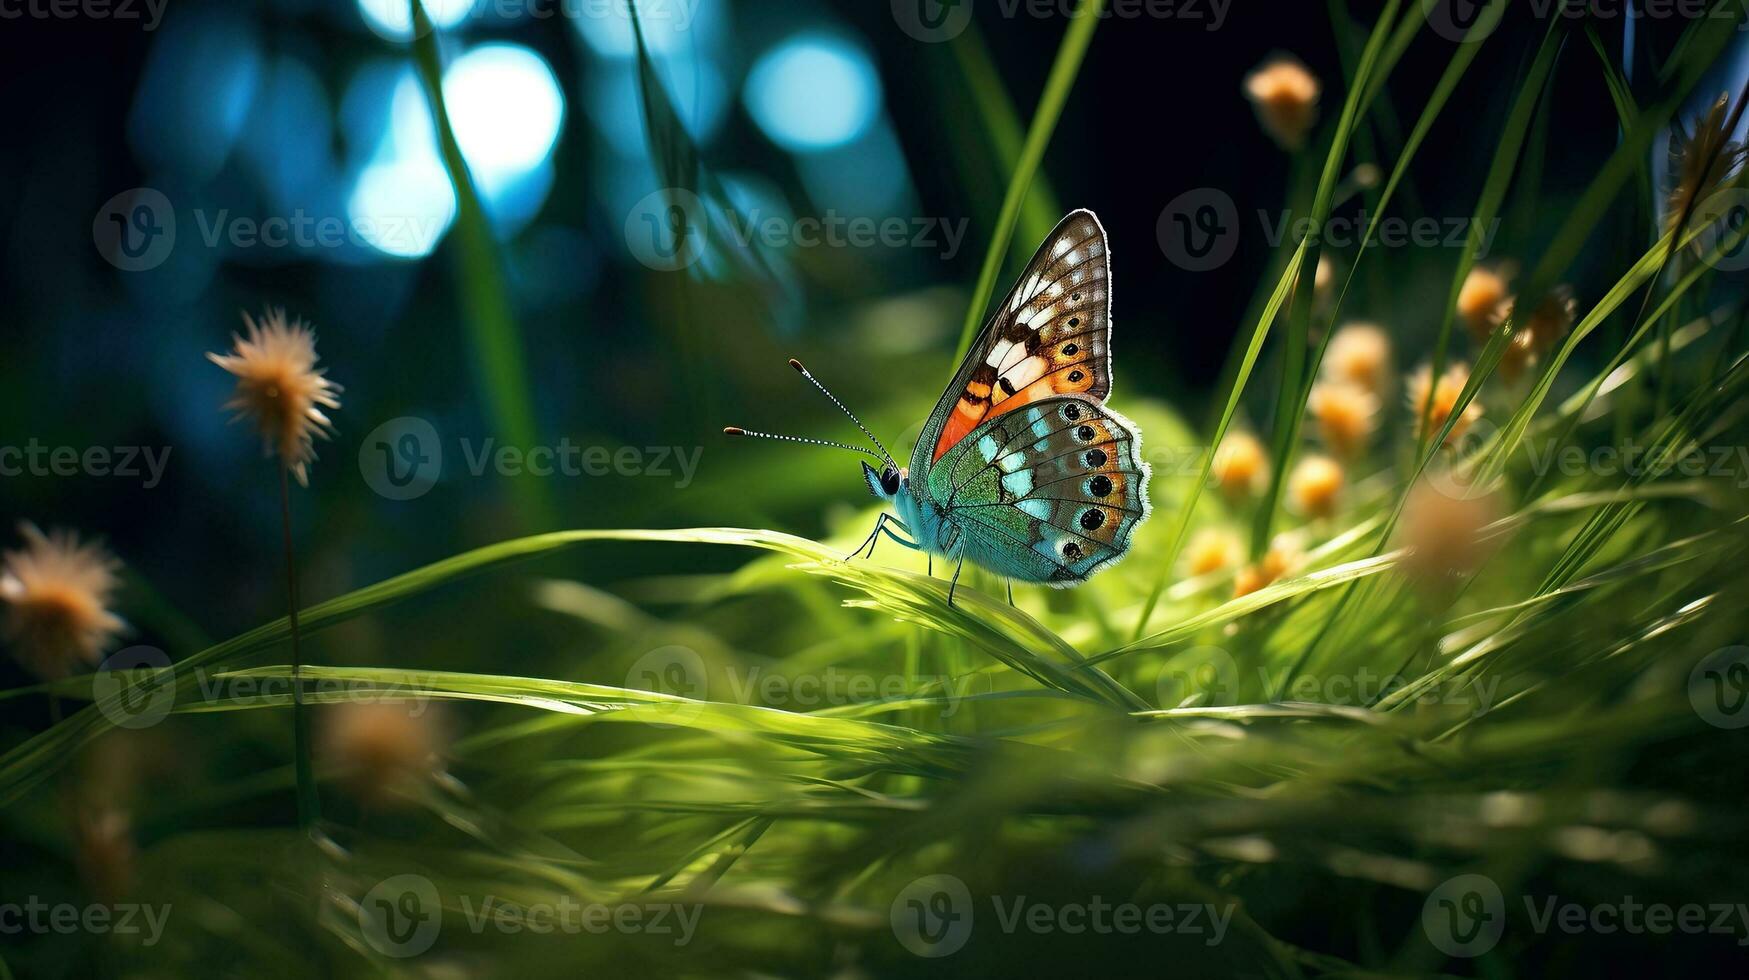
top-left (925, 395), bottom-right (1150, 585)
top-left (911, 210), bottom-right (1113, 474)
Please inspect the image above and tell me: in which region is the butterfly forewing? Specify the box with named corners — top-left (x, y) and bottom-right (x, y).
top-left (914, 210), bottom-right (1113, 469)
top-left (927, 395), bottom-right (1149, 585)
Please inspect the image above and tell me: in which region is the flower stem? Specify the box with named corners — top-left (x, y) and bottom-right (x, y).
top-left (279, 466), bottom-right (319, 830)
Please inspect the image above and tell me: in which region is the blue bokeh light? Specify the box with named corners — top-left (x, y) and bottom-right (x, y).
top-left (356, 0), bottom-right (479, 41)
top-left (586, 59), bottom-right (730, 157)
top-left (127, 10), bottom-right (263, 183)
top-left (571, 0), bottom-right (723, 59)
top-left (346, 43), bottom-right (565, 256)
top-left (347, 154), bottom-right (458, 259)
top-left (743, 34), bottom-right (881, 153)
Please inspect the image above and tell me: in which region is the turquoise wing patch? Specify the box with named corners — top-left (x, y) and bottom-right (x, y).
top-left (926, 395), bottom-right (1150, 585)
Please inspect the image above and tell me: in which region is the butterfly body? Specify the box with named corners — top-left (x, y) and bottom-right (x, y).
top-left (734, 210), bottom-right (1150, 599)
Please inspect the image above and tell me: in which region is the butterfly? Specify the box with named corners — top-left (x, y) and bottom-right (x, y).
top-left (726, 209), bottom-right (1151, 604)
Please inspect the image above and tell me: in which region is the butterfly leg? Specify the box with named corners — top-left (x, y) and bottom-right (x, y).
top-left (849, 513), bottom-right (890, 561)
top-left (1006, 581), bottom-right (1014, 607)
top-left (878, 525), bottom-right (918, 551)
top-left (946, 556), bottom-right (966, 608)
top-left (851, 514), bottom-right (918, 560)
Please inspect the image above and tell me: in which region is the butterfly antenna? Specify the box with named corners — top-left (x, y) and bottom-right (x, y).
top-left (723, 426), bottom-right (886, 463)
top-left (787, 359), bottom-right (898, 468)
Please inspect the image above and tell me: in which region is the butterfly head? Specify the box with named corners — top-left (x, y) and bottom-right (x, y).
top-left (862, 462), bottom-right (907, 500)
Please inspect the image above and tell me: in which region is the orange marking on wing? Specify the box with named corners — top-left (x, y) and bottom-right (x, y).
top-left (933, 399), bottom-right (985, 461)
top-left (930, 363), bottom-right (1104, 462)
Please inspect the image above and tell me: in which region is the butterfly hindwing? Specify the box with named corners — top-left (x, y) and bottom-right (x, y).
top-left (925, 395), bottom-right (1149, 586)
top-left (912, 210), bottom-right (1113, 470)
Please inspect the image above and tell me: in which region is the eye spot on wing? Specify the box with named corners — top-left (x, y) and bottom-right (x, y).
top-left (1063, 342), bottom-right (1079, 356)
top-left (1076, 425), bottom-right (1096, 442)
top-left (1068, 370), bottom-right (1085, 383)
top-left (1084, 449), bottom-right (1107, 468)
top-left (1089, 474), bottom-right (1114, 497)
top-left (1062, 542), bottom-right (1085, 561)
top-left (1063, 403), bottom-right (1082, 422)
top-left (1080, 509), bottom-right (1105, 532)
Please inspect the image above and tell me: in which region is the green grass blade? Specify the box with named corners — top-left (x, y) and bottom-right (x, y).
top-left (952, 0), bottom-right (1107, 362)
top-left (408, 1), bottom-right (551, 528)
